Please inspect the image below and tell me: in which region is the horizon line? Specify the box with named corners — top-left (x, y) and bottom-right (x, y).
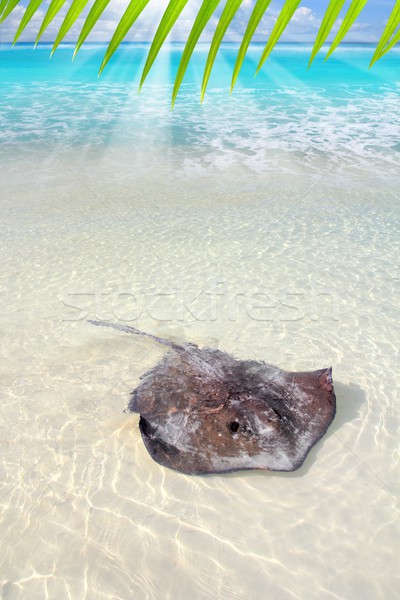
top-left (0, 40), bottom-right (381, 46)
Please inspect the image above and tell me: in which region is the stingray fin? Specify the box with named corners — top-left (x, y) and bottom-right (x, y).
top-left (87, 319), bottom-right (187, 351)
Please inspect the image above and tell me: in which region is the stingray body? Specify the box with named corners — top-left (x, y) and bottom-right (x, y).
top-left (89, 320), bottom-right (336, 475)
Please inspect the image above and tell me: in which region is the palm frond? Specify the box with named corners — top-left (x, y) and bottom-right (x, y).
top-left (51, 0), bottom-right (90, 55)
top-left (35, 0), bottom-right (67, 45)
top-left (74, 0), bottom-right (112, 57)
top-left (0, 0), bottom-right (8, 17)
top-left (231, 0), bottom-right (273, 91)
top-left (325, 0), bottom-right (368, 60)
top-left (369, 0), bottom-right (400, 67)
top-left (256, 0), bottom-right (301, 74)
top-left (99, 0), bottom-right (151, 75)
top-left (200, 0), bottom-right (243, 101)
top-left (0, 0), bottom-right (20, 23)
top-left (140, 0), bottom-right (189, 90)
top-left (378, 27), bottom-right (400, 59)
top-left (1, 0), bottom-right (399, 104)
top-left (308, 0), bottom-right (346, 68)
top-left (13, 0), bottom-right (43, 43)
top-left (171, 0), bottom-right (221, 107)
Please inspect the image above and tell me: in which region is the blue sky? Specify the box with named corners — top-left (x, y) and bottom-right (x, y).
top-left (0, 0), bottom-right (397, 43)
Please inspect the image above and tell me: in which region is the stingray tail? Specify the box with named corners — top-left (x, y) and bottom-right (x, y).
top-left (87, 319), bottom-right (186, 351)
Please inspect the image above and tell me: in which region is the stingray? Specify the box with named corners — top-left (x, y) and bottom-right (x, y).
top-left (89, 320), bottom-right (336, 475)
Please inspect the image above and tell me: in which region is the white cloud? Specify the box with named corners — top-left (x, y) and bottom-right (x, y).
top-left (288, 7), bottom-right (320, 31)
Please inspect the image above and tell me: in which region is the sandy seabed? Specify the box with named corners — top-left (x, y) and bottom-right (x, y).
top-left (0, 144), bottom-right (399, 599)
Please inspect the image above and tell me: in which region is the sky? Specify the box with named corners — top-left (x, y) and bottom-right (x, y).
top-left (0, 0), bottom-right (396, 44)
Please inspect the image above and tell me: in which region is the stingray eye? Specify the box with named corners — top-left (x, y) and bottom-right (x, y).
top-left (229, 421), bottom-right (239, 433)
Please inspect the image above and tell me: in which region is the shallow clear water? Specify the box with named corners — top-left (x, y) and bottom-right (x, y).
top-left (0, 44), bottom-right (399, 599)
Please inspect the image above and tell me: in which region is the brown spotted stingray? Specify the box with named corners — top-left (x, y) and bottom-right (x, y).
top-left (89, 320), bottom-right (336, 475)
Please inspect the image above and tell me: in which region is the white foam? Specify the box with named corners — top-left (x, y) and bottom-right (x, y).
top-left (0, 82), bottom-right (399, 178)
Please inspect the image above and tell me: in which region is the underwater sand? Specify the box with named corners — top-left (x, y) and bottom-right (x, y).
top-left (0, 45), bottom-right (399, 599)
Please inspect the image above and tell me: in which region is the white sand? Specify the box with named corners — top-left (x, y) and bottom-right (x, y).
top-left (0, 145), bottom-right (399, 599)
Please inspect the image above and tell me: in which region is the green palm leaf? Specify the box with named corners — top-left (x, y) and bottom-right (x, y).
top-left (51, 0), bottom-right (90, 56)
top-left (0, 0), bottom-right (11, 19)
top-left (0, 0), bottom-right (20, 24)
top-left (74, 0), bottom-right (112, 57)
top-left (231, 0), bottom-right (272, 91)
top-left (308, 0), bottom-right (345, 67)
top-left (369, 0), bottom-right (400, 66)
top-left (378, 26), bottom-right (400, 58)
top-left (201, 0), bottom-right (243, 102)
top-left (256, 0), bottom-right (301, 74)
top-left (99, 0), bottom-right (151, 75)
top-left (171, 0), bottom-right (221, 107)
top-left (325, 0), bottom-right (368, 60)
top-left (13, 0), bottom-right (43, 43)
top-left (35, 0), bottom-right (67, 45)
top-left (140, 0), bottom-right (189, 90)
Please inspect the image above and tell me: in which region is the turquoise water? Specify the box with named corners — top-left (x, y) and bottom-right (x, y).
top-left (0, 43), bottom-right (399, 172)
top-left (1, 42), bottom-right (398, 85)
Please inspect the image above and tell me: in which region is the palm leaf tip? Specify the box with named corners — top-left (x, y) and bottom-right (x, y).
top-left (325, 0), bottom-right (368, 61)
top-left (369, 0), bottom-right (400, 67)
top-left (99, 0), bottom-right (151, 76)
top-left (74, 0), bottom-right (112, 59)
top-left (231, 0), bottom-right (273, 91)
top-left (255, 0), bottom-right (301, 75)
top-left (200, 0), bottom-right (244, 102)
top-left (13, 0), bottom-right (44, 44)
top-left (140, 0), bottom-right (190, 91)
top-left (308, 0), bottom-right (346, 68)
top-left (171, 0), bottom-right (221, 107)
top-left (35, 0), bottom-right (67, 45)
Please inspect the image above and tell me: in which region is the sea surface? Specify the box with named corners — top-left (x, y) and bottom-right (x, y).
top-left (0, 43), bottom-right (399, 599)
